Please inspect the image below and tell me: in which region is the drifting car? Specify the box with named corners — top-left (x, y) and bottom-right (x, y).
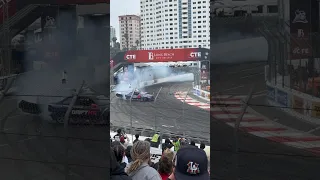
top-left (124, 90), bottom-right (155, 102)
top-left (18, 92), bottom-right (109, 125)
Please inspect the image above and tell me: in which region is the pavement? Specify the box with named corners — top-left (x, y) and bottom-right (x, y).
top-left (208, 62), bottom-right (320, 179)
top-left (110, 81), bottom-right (210, 144)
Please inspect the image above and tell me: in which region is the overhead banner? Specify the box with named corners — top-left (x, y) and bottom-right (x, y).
top-left (290, 0), bottom-right (312, 59)
top-left (292, 95), bottom-right (304, 114)
top-left (124, 48), bottom-right (204, 63)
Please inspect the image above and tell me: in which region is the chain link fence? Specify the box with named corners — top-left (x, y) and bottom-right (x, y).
top-left (0, 7), bottom-right (109, 180)
top-left (0, 76), bottom-right (110, 180)
top-left (109, 79), bottom-right (210, 146)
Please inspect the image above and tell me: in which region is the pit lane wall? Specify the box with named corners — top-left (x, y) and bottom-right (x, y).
top-left (266, 81), bottom-right (320, 125)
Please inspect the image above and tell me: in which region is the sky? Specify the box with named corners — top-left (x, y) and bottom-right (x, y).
top-left (110, 0), bottom-right (140, 40)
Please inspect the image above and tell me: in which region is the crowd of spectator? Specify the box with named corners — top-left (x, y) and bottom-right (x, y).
top-left (111, 129), bottom-right (210, 180)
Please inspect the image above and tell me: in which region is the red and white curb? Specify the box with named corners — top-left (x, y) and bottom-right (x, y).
top-left (175, 91), bottom-right (320, 156)
top-left (174, 91), bottom-right (210, 110)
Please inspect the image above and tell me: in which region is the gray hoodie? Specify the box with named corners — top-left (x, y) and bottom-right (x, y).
top-left (128, 162), bottom-right (161, 180)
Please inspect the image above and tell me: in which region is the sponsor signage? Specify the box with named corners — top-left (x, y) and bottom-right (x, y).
top-left (292, 95), bottom-right (304, 114)
top-left (200, 61), bottom-right (209, 80)
top-left (310, 102), bottom-right (320, 118)
top-left (276, 89), bottom-right (288, 107)
top-left (304, 99), bottom-right (312, 117)
top-left (266, 86), bottom-right (275, 100)
top-left (290, 0), bottom-right (312, 59)
top-left (196, 89), bottom-right (200, 96)
top-left (311, 101), bottom-right (320, 118)
top-left (123, 48), bottom-right (203, 62)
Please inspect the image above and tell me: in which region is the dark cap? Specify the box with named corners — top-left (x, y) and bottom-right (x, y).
top-left (174, 146), bottom-right (209, 180)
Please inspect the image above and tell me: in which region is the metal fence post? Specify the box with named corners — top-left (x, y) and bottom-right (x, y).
top-left (153, 87), bottom-right (162, 136)
top-left (234, 85), bottom-right (254, 180)
top-left (129, 88), bottom-right (135, 142)
top-left (0, 76), bottom-right (14, 104)
top-left (182, 88), bottom-right (191, 122)
top-left (63, 80), bottom-right (85, 180)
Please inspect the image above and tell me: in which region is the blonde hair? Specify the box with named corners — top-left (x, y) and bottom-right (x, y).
top-left (162, 149), bottom-right (174, 162)
top-left (127, 141), bottom-right (151, 174)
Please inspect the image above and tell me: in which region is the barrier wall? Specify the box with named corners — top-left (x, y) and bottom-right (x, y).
top-left (266, 81), bottom-right (320, 125)
top-left (192, 86), bottom-right (210, 101)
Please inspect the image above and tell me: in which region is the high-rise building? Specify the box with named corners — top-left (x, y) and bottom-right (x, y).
top-left (110, 26), bottom-right (116, 47)
top-left (140, 0), bottom-right (210, 50)
top-left (118, 15), bottom-right (141, 50)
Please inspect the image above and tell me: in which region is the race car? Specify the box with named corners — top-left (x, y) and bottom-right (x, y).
top-left (18, 94), bottom-right (109, 125)
top-left (124, 90), bottom-right (154, 101)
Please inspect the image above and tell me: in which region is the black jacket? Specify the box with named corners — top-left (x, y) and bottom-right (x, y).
top-left (111, 163), bottom-right (132, 180)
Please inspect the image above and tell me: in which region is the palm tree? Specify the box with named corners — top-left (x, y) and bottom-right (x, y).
top-left (135, 40), bottom-right (139, 49)
top-left (112, 37), bottom-right (117, 47)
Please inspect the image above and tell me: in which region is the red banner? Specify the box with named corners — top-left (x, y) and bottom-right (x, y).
top-left (124, 48), bottom-right (202, 63)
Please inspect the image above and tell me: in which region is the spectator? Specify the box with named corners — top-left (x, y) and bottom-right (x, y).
top-left (114, 129), bottom-right (125, 141)
top-left (150, 132), bottom-right (161, 148)
top-left (200, 143), bottom-right (205, 150)
top-left (112, 140), bottom-right (121, 147)
top-left (126, 145), bottom-right (133, 163)
top-left (113, 145), bottom-right (128, 165)
top-left (120, 135), bottom-right (130, 149)
top-left (110, 147), bottom-right (132, 180)
top-left (133, 134), bottom-right (140, 144)
top-left (158, 149), bottom-right (174, 180)
top-left (168, 146), bottom-right (209, 180)
top-left (173, 138), bottom-right (180, 152)
top-left (162, 138), bottom-right (173, 152)
top-left (190, 141), bottom-right (196, 147)
top-left (127, 141), bottom-right (162, 180)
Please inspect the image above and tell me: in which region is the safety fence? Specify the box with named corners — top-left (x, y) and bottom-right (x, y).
top-left (0, 72), bottom-right (210, 179)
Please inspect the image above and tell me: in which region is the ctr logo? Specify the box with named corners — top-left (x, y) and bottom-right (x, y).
top-left (126, 54), bottom-right (136, 60)
top-left (190, 52), bottom-right (201, 58)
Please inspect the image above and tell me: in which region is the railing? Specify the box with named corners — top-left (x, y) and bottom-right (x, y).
top-left (0, 5), bottom-right (38, 34)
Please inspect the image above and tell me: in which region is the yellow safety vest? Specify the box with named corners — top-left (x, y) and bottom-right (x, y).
top-left (151, 134), bottom-right (159, 142)
top-left (174, 141), bottom-right (180, 151)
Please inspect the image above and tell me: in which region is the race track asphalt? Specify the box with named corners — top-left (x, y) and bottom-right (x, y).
top-left (0, 87), bottom-right (109, 180)
top-left (110, 81), bottom-right (210, 144)
top-left (210, 61), bottom-right (320, 180)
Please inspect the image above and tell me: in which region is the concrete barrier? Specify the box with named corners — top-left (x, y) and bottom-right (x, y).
top-left (266, 80), bottom-right (320, 125)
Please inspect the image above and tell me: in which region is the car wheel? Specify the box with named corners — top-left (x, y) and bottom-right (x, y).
top-left (143, 97), bottom-right (148, 101)
top-left (56, 116), bottom-right (64, 124)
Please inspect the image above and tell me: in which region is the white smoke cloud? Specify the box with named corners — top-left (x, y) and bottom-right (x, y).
top-left (12, 11), bottom-right (109, 109)
top-left (114, 65), bottom-right (194, 94)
